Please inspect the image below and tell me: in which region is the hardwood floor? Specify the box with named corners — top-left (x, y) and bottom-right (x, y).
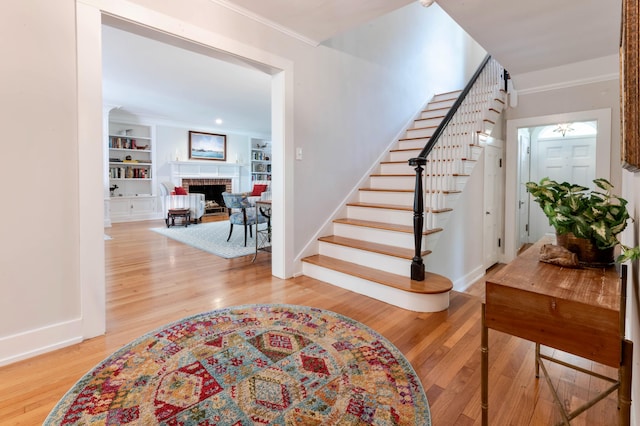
top-left (0, 220), bottom-right (618, 425)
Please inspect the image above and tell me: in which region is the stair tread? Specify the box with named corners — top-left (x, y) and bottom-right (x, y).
top-left (422, 106), bottom-right (450, 113)
top-left (318, 235), bottom-right (430, 259)
top-left (347, 201), bottom-right (412, 211)
top-left (359, 188), bottom-right (461, 194)
top-left (381, 159), bottom-right (476, 165)
top-left (334, 218), bottom-right (442, 235)
top-left (370, 173), bottom-right (469, 177)
top-left (347, 202), bottom-right (452, 214)
top-left (302, 254), bottom-right (452, 294)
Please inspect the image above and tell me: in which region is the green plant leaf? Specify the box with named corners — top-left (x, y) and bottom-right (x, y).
top-left (594, 178), bottom-right (613, 192)
top-left (618, 246), bottom-right (640, 263)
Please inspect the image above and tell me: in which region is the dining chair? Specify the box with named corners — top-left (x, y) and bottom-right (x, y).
top-left (221, 192), bottom-right (268, 246)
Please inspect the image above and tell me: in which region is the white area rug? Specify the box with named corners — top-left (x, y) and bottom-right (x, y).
top-left (150, 220), bottom-right (269, 259)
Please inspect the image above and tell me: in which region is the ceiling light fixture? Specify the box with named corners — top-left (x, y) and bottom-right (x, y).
top-left (553, 123), bottom-right (574, 137)
top-left (215, 118), bottom-right (223, 125)
top-left (419, 0), bottom-right (436, 7)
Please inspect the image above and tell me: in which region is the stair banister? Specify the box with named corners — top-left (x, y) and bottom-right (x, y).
top-left (408, 54), bottom-right (503, 281)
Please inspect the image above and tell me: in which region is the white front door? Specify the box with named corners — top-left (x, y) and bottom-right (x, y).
top-left (529, 136), bottom-right (596, 241)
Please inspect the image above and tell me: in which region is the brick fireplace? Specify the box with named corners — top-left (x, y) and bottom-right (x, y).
top-left (180, 178), bottom-right (232, 215)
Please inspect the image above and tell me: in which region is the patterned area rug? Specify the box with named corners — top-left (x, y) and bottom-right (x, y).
top-left (150, 221), bottom-right (269, 259)
top-left (45, 304), bottom-right (430, 425)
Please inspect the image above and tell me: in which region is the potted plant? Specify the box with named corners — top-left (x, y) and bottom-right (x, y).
top-left (526, 177), bottom-right (640, 264)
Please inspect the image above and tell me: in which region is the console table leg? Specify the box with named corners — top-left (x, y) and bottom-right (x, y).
top-left (619, 339), bottom-right (633, 426)
top-left (481, 304), bottom-right (488, 426)
top-left (535, 343), bottom-right (540, 378)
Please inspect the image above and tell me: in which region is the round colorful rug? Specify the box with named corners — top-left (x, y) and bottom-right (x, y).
top-left (45, 304), bottom-right (430, 425)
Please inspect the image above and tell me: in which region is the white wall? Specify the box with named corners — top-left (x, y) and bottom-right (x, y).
top-left (0, 0), bottom-right (86, 365)
top-left (154, 124), bottom-right (252, 192)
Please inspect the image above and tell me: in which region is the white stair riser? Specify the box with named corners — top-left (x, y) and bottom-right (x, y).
top-left (333, 222), bottom-right (437, 247)
top-left (390, 149), bottom-right (421, 162)
top-left (361, 191), bottom-right (413, 205)
top-left (427, 98), bottom-right (456, 109)
top-left (397, 138), bottom-right (428, 151)
top-left (413, 117), bottom-right (443, 128)
top-left (463, 160), bottom-right (475, 174)
top-left (380, 162), bottom-right (415, 174)
top-left (470, 145), bottom-right (483, 160)
top-left (318, 242), bottom-right (411, 276)
top-left (486, 108), bottom-right (501, 123)
top-left (347, 206), bottom-right (452, 227)
top-left (421, 109), bottom-right (448, 120)
top-left (424, 210), bottom-right (453, 229)
top-left (370, 175), bottom-right (414, 190)
top-left (358, 190), bottom-right (460, 209)
top-left (454, 175), bottom-right (468, 190)
top-left (347, 206), bottom-right (413, 226)
top-left (432, 92), bottom-right (460, 102)
top-left (391, 145), bottom-right (477, 161)
top-left (421, 192), bottom-right (460, 210)
top-left (406, 126), bottom-right (436, 139)
top-left (371, 174), bottom-right (468, 192)
top-left (301, 262), bottom-right (450, 312)
top-left (359, 190), bottom-right (413, 205)
top-left (483, 121), bottom-right (495, 134)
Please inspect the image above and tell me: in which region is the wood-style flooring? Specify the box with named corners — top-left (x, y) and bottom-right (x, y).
top-left (0, 220), bottom-right (618, 425)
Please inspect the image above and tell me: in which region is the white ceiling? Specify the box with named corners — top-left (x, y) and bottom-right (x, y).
top-left (102, 0), bottom-right (623, 136)
top-left (102, 24), bottom-right (273, 136)
top-left (436, 0), bottom-right (622, 76)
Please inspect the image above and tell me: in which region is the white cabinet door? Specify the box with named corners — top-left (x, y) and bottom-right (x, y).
top-left (110, 196), bottom-right (157, 222)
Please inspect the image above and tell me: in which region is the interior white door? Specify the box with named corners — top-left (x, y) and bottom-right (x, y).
top-left (517, 131), bottom-right (531, 247)
top-left (484, 144), bottom-right (502, 269)
top-left (529, 136), bottom-right (596, 241)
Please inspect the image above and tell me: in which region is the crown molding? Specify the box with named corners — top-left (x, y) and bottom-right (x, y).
top-left (513, 54), bottom-right (619, 95)
top-left (207, 0), bottom-right (321, 47)
top-left (516, 72), bottom-right (619, 95)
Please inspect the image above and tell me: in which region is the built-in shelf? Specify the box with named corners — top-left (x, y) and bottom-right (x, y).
top-left (251, 143), bottom-right (271, 182)
top-left (107, 121), bottom-right (156, 223)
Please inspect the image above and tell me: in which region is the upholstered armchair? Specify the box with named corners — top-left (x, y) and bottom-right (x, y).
top-left (159, 182), bottom-right (205, 223)
top-left (222, 192), bottom-right (268, 246)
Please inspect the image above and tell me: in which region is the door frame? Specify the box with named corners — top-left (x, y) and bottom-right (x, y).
top-left (483, 139), bottom-right (504, 270)
top-left (76, 0), bottom-right (295, 338)
top-left (504, 108), bottom-right (611, 262)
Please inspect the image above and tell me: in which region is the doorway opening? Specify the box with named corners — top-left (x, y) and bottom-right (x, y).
top-left (519, 120), bottom-right (598, 246)
top-left (504, 109), bottom-right (612, 262)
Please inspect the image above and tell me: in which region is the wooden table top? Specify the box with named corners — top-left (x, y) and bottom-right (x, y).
top-left (488, 236), bottom-right (620, 311)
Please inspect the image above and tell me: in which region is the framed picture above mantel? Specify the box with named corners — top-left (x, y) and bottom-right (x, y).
top-left (189, 130), bottom-right (227, 161)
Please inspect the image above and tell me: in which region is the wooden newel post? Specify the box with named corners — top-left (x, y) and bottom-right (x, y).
top-left (409, 157), bottom-right (426, 281)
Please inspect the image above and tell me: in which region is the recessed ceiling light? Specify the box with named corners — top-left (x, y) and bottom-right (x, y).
top-left (215, 118), bottom-right (223, 125)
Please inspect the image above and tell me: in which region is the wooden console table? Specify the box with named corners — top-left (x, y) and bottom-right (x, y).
top-left (481, 237), bottom-right (632, 425)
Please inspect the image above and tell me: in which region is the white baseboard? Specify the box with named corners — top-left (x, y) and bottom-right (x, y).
top-left (452, 264), bottom-right (485, 293)
top-left (0, 319), bottom-right (83, 367)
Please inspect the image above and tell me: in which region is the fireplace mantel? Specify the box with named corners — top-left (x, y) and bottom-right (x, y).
top-left (169, 161), bottom-right (248, 192)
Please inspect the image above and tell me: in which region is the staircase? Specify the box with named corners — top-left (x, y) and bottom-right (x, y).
top-left (301, 59), bottom-right (506, 312)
